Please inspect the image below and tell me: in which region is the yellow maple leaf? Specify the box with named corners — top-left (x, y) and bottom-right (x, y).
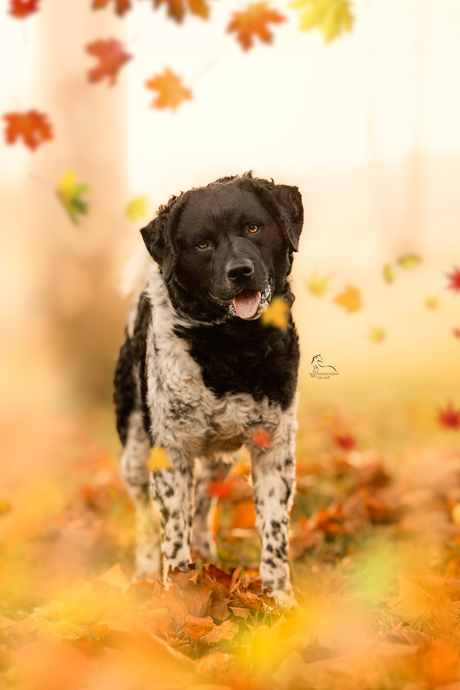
top-left (146, 447), bottom-right (173, 472)
top-left (306, 271), bottom-right (331, 297)
top-left (425, 295), bottom-right (439, 310)
top-left (368, 326), bottom-right (386, 343)
top-left (56, 170), bottom-right (90, 225)
top-left (125, 195), bottom-right (151, 222)
top-left (261, 296), bottom-right (290, 329)
top-left (289, 0), bottom-right (354, 43)
top-left (334, 285), bottom-right (362, 313)
top-left (398, 253), bottom-right (422, 268)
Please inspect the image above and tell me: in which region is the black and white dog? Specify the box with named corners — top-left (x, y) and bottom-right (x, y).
top-left (114, 172), bottom-right (303, 606)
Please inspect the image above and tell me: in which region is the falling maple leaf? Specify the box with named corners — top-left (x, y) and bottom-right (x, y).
top-left (453, 328), bottom-right (460, 339)
top-left (3, 110), bottom-right (53, 151)
top-left (149, 0), bottom-right (210, 23)
top-left (146, 447), bottom-right (173, 472)
top-left (368, 325), bottom-right (386, 343)
top-left (9, 0), bottom-right (40, 18)
top-left (437, 402), bottom-right (460, 431)
top-left (92, 0), bottom-right (131, 16)
top-left (125, 196), bottom-right (151, 222)
top-left (446, 266), bottom-right (460, 293)
top-left (260, 296), bottom-right (290, 329)
top-left (383, 264), bottom-right (395, 284)
top-left (145, 68), bottom-right (193, 111)
top-left (227, 2), bottom-right (286, 51)
top-left (425, 295), bottom-right (439, 310)
top-left (334, 285), bottom-right (362, 313)
top-left (56, 170), bottom-right (90, 224)
top-left (86, 39), bottom-right (132, 85)
top-left (289, 0), bottom-right (354, 43)
top-left (306, 270), bottom-right (331, 297)
top-left (398, 253), bottom-right (422, 268)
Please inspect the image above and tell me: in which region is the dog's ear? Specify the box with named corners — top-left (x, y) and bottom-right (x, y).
top-left (140, 192), bottom-right (188, 279)
top-left (271, 184), bottom-right (304, 252)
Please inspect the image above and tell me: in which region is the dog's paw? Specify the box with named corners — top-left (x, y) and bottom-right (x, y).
top-left (270, 589), bottom-right (298, 610)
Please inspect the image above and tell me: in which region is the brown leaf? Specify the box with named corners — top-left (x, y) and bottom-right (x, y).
top-left (152, 0), bottom-right (210, 23)
top-left (204, 619), bottom-right (238, 644)
top-left (183, 614), bottom-right (214, 640)
top-left (92, 0), bottom-right (131, 15)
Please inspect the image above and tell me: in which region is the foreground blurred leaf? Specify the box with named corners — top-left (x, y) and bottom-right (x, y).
top-left (446, 266), bottom-right (460, 293)
top-left (146, 447), bottom-right (173, 472)
top-left (92, 0), bottom-right (131, 15)
top-left (126, 195), bottom-right (151, 222)
top-left (146, 68), bottom-right (193, 110)
top-left (56, 170), bottom-right (90, 224)
top-left (425, 295), bottom-right (439, 309)
top-left (86, 38), bottom-right (132, 85)
top-left (227, 2), bottom-right (286, 51)
top-left (334, 285), bottom-right (362, 313)
top-left (260, 296), bottom-right (290, 329)
top-left (306, 270), bottom-right (331, 297)
top-left (149, 0), bottom-right (210, 23)
top-left (437, 402), bottom-right (460, 430)
top-left (3, 110), bottom-right (53, 151)
top-left (397, 253), bottom-right (422, 268)
top-left (289, 0), bottom-right (354, 43)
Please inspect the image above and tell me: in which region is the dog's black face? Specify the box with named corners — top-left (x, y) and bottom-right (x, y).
top-left (141, 173), bottom-right (303, 323)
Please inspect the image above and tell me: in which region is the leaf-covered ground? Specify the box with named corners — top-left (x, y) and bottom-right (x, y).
top-left (1, 404), bottom-right (460, 690)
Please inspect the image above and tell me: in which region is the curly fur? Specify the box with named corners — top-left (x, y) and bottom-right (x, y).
top-left (114, 172), bottom-right (304, 605)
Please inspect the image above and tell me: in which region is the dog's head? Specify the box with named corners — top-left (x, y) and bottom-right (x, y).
top-left (141, 173), bottom-right (303, 323)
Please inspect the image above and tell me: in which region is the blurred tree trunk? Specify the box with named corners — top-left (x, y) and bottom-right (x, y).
top-left (30, 0), bottom-right (131, 412)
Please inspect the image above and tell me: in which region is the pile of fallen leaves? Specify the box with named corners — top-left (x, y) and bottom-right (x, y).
top-left (2, 413), bottom-right (460, 689)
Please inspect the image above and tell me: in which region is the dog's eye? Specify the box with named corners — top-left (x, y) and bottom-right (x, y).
top-left (197, 240), bottom-right (208, 249)
top-left (248, 224), bottom-right (260, 233)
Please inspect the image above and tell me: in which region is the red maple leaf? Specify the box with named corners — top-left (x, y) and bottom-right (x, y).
top-left (252, 428), bottom-right (272, 448)
top-left (9, 0), bottom-right (40, 18)
top-left (92, 0), bottom-right (131, 15)
top-left (227, 2), bottom-right (286, 51)
top-left (3, 110), bottom-right (53, 150)
top-left (333, 433), bottom-right (356, 451)
top-left (438, 402), bottom-right (460, 430)
top-left (446, 267), bottom-right (460, 293)
top-left (207, 477), bottom-right (234, 499)
top-left (86, 39), bottom-right (132, 85)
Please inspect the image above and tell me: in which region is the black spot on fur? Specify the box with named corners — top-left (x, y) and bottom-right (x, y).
top-left (113, 335), bottom-right (135, 447)
top-left (174, 318), bottom-right (299, 410)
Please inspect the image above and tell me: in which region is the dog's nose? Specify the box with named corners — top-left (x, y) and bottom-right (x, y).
top-left (227, 259), bottom-right (254, 282)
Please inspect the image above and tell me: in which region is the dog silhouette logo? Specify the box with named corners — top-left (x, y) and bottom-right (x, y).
top-left (310, 354), bottom-right (339, 378)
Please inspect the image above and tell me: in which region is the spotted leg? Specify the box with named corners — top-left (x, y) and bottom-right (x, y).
top-left (120, 411), bottom-right (161, 581)
top-left (192, 454), bottom-right (233, 561)
top-left (249, 416), bottom-right (297, 608)
top-left (150, 450), bottom-right (194, 581)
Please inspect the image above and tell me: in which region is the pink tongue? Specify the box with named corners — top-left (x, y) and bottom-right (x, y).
top-left (233, 290), bottom-right (261, 319)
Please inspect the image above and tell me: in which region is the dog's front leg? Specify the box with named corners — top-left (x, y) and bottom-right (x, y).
top-left (150, 452), bottom-right (194, 581)
top-left (249, 427), bottom-right (297, 608)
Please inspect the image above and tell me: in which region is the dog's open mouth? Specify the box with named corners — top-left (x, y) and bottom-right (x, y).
top-left (232, 289), bottom-right (261, 320)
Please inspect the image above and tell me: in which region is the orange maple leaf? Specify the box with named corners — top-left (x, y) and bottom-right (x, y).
top-left (145, 68), bottom-right (193, 110)
top-left (228, 2), bottom-right (286, 50)
top-left (92, 0), bottom-right (131, 15)
top-left (151, 0), bottom-right (210, 22)
top-left (3, 110), bottom-right (53, 151)
top-left (453, 328), bottom-right (460, 339)
top-left (86, 39), bottom-right (132, 85)
top-left (446, 266), bottom-right (460, 293)
top-left (438, 402), bottom-right (460, 430)
top-left (9, 0), bottom-right (40, 18)
top-left (334, 285), bottom-right (363, 313)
